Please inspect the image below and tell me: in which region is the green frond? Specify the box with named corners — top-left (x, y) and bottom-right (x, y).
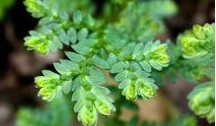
top-left (178, 23), bottom-right (215, 59)
top-left (16, 98), bottom-right (71, 126)
top-left (188, 83), bottom-right (215, 123)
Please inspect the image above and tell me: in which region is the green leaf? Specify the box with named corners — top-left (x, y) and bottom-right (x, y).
top-left (139, 60), bottom-right (151, 72)
top-left (73, 11), bottom-right (82, 25)
top-left (91, 86), bottom-right (110, 95)
top-left (50, 3), bottom-right (59, 17)
top-left (107, 53), bottom-right (117, 66)
top-left (78, 28), bottom-right (88, 41)
top-left (143, 41), bottom-right (153, 54)
top-left (93, 55), bottom-right (110, 69)
top-left (65, 51), bottom-right (86, 63)
top-left (133, 43), bottom-right (144, 59)
top-left (74, 99), bottom-right (86, 112)
top-left (110, 62), bottom-right (125, 73)
top-left (89, 66), bottom-right (105, 77)
top-left (72, 44), bottom-right (92, 55)
top-left (62, 80), bottom-right (72, 94)
top-left (115, 70), bottom-right (128, 82)
top-left (149, 60), bottom-right (162, 71)
top-left (58, 30), bottom-right (69, 45)
top-left (86, 75), bottom-right (106, 85)
top-left (53, 62), bottom-right (69, 74)
top-left (67, 28), bottom-right (77, 44)
top-left (121, 43), bottom-right (135, 57)
top-left (72, 87), bottom-right (86, 102)
top-left (42, 70), bottom-right (59, 77)
top-left (130, 62), bottom-right (142, 71)
top-left (118, 79), bottom-right (130, 89)
top-left (72, 76), bottom-right (82, 91)
top-left (59, 59), bottom-right (80, 72)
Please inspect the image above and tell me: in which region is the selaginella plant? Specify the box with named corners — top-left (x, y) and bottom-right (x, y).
top-left (18, 0), bottom-right (214, 125)
top-left (178, 24), bottom-right (215, 123)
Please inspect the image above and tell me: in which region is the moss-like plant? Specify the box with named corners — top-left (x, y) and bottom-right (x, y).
top-left (16, 0), bottom-right (214, 125)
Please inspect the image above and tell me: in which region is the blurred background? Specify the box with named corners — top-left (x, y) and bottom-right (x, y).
top-left (0, 0), bottom-right (215, 126)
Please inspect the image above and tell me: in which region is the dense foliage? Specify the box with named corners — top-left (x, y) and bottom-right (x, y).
top-left (13, 0), bottom-right (215, 126)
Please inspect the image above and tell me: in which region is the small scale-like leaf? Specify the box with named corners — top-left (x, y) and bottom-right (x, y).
top-left (89, 66), bottom-right (104, 77)
top-left (51, 4), bottom-right (59, 17)
top-left (73, 11), bottom-right (82, 25)
top-left (139, 60), bottom-right (151, 72)
top-left (110, 62), bottom-right (124, 73)
top-left (133, 43), bottom-right (144, 58)
top-left (58, 30), bottom-right (69, 45)
top-left (53, 62), bottom-right (69, 74)
top-left (107, 53), bottom-right (117, 66)
top-left (121, 43), bottom-right (135, 57)
top-left (62, 80), bottom-right (72, 94)
top-left (67, 28), bottom-right (77, 44)
top-left (78, 28), bottom-right (88, 41)
top-left (72, 87), bottom-right (85, 102)
top-left (143, 41), bottom-right (153, 54)
top-left (65, 51), bottom-right (86, 63)
top-left (86, 75), bottom-right (106, 85)
top-left (72, 44), bottom-right (92, 55)
top-left (60, 59), bottom-right (79, 72)
top-left (93, 55), bottom-right (110, 69)
top-left (74, 100), bottom-right (86, 112)
top-left (115, 70), bottom-right (128, 82)
top-left (72, 75), bottom-right (82, 91)
top-left (42, 70), bottom-right (59, 77)
top-left (118, 79), bottom-right (130, 89)
top-left (91, 86), bottom-right (110, 95)
top-left (149, 60), bottom-right (162, 71)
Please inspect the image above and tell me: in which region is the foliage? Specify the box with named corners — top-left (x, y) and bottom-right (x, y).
top-left (177, 23), bottom-right (215, 123)
top-left (0, 0), bottom-right (15, 20)
top-left (17, 0), bottom-right (215, 125)
top-left (16, 97), bottom-right (72, 126)
top-left (188, 82), bottom-right (215, 123)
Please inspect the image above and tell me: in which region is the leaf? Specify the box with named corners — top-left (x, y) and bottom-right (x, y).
top-left (67, 28), bottom-right (77, 44)
top-left (118, 79), bottom-right (130, 89)
top-left (91, 86), bottom-right (110, 95)
top-left (51, 3), bottom-right (59, 17)
top-left (72, 44), bottom-right (92, 55)
top-left (73, 11), bottom-right (82, 25)
top-left (62, 80), bottom-right (72, 94)
top-left (78, 28), bottom-right (88, 41)
top-left (86, 75), bottom-right (106, 85)
top-left (59, 59), bottom-right (80, 72)
top-left (72, 87), bottom-right (85, 102)
top-left (53, 62), bottom-right (69, 74)
top-left (133, 43), bottom-right (144, 59)
top-left (74, 100), bottom-right (86, 112)
top-left (58, 30), bottom-right (69, 45)
top-left (93, 55), bottom-right (110, 69)
top-left (42, 70), bottom-right (59, 77)
top-left (110, 62), bottom-right (125, 73)
top-left (107, 53), bottom-right (117, 66)
top-left (143, 41), bottom-right (153, 54)
top-left (130, 62), bottom-right (142, 71)
top-left (139, 60), bottom-right (151, 72)
top-left (115, 70), bottom-right (128, 82)
top-left (121, 43), bottom-right (135, 57)
top-left (89, 66), bottom-right (104, 77)
top-left (65, 51), bottom-right (86, 63)
top-left (149, 60), bottom-right (162, 70)
top-left (52, 36), bottom-right (63, 50)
